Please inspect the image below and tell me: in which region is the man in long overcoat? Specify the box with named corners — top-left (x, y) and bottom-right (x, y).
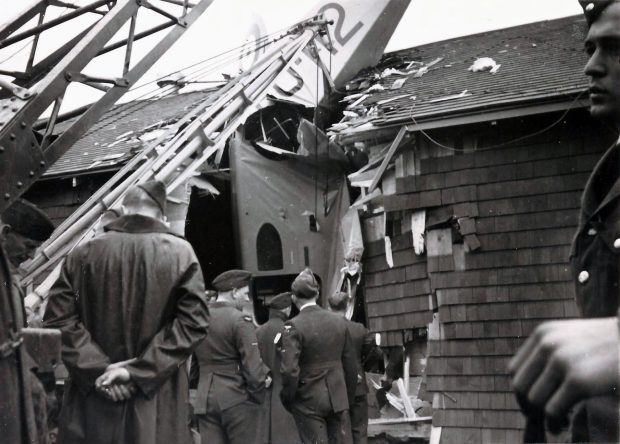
top-left (256, 292), bottom-right (301, 444)
top-left (43, 181), bottom-right (210, 444)
top-left (280, 268), bottom-right (358, 444)
top-left (194, 269), bottom-right (268, 444)
top-left (327, 292), bottom-right (380, 444)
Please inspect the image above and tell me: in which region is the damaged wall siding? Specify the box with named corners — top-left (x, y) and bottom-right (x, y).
top-left (24, 174), bottom-right (115, 227)
top-left (360, 112), bottom-right (617, 443)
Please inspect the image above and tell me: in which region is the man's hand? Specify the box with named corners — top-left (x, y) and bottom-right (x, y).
top-left (509, 317), bottom-right (619, 422)
top-left (95, 367), bottom-right (136, 402)
top-left (105, 358), bottom-right (137, 371)
top-left (96, 381), bottom-right (137, 402)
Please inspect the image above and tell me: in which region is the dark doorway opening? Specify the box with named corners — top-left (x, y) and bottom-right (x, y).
top-left (185, 178), bottom-right (236, 287)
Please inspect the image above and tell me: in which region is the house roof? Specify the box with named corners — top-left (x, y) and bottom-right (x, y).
top-left (330, 15), bottom-right (589, 137)
top-left (44, 89), bottom-right (215, 177)
top-left (46, 15), bottom-right (590, 176)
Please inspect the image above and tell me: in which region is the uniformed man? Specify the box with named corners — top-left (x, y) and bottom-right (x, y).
top-left (0, 199), bottom-right (55, 444)
top-left (327, 292), bottom-right (381, 444)
top-left (280, 268), bottom-right (358, 444)
top-left (256, 292), bottom-right (302, 444)
top-left (510, 2), bottom-right (620, 442)
top-left (194, 269), bottom-right (269, 444)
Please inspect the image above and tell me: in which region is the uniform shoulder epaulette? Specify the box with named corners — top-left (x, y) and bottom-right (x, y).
top-left (273, 332), bottom-right (282, 345)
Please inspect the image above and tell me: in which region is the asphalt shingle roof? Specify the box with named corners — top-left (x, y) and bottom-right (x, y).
top-left (45, 89), bottom-right (214, 177)
top-left (333, 15), bottom-right (589, 132)
top-left (48, 15), bottom-right (590, 176)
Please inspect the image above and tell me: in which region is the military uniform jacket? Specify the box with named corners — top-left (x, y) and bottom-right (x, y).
top-left (43, 215), bottom-right (210, 444)
top-left (569, 138), bottom-right (620, 442)
top-left (280, 305), bottom-right (358, 414)
top-left (0, 245), bottom-right (38, 443)
top-left (344, 319), bottom-right (379, 397)
top-left (256, 310), bottom-right (301, 444)
top-left (194, 300), bottom-right (267, 414)
top-left (256, 311), bottom-right (287, 392)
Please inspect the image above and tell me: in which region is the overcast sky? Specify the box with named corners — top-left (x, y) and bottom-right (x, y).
top-left (1, 0), bottom-right (583, 110)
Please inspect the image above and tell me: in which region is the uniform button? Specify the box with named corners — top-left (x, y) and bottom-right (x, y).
top-left (614, 238), bottom-right (620, 249)
top-left (587, 228), bottom-right (597, 235)
top-left (585, 3), bottom-right (594, 12)
top-left (578, 270), bottom-right (589, 284)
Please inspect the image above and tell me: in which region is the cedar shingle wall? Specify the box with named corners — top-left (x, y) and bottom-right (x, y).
top-left (361, 113), bottom-right (617, 442)
top-left (24, 174), bottom-right (114, 227)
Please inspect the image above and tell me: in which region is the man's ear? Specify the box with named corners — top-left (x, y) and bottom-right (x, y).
top-left (0, 224), bottom-right (12, 240)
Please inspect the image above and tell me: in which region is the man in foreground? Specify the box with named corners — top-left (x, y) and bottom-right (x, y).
top-left (256, 292), bottom-right (301, 444)
top-left (43, 181), bottom-right (209, 444)
top-left (328, 292), bottom-right (380, 444)
top-left (280, 268), bottom-right (358, 444)
top-left (510, 1), bottom-right (620, 441)
top-left (194, 269), bottom-right (268, 444)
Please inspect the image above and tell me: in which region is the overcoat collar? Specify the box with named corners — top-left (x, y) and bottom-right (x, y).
top-left (104, 214), bottom-right (173, 235)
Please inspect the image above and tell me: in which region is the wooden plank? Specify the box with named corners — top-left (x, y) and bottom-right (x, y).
top-left (369, 417), bottom-right (432, 425)
top-left (430, 426), bottom-right (442, 444)
top-left (403, 355), bottom-right (411, 394)
top-left (368, 125), bottom-right (408, 193)
top-left (367, 417), bottom-right (432, 440)
top-left (396, 378), bottom-right (416, 418)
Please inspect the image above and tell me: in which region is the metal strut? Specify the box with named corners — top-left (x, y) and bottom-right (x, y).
top-left (0, 0), bottom-right (215, 213)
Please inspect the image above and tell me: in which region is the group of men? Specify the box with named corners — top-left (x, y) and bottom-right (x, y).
top-left (0, 180), bottom-right (377, 444)
top-left (2, 0), bottom-right (620, 442)
top-left (194, 268), bottom-right (378, 444)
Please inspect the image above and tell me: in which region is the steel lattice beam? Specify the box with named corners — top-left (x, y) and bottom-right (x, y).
top-left (0, 0), bottom-right (214, 213)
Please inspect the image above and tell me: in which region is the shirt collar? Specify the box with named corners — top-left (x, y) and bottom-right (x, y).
top-left (299, 301), bottom-right (317, 311)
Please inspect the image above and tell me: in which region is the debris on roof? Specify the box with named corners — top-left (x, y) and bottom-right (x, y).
top-left (366, 84), bottom-right (385, 93)
top-left (391, 78), bottom-right (406, 90)
top-left (45, 90), bottom-right (216, 177)
top-left (428, 90), bottom-right (472, 103)
top-left (468, 57), bottom-right (501, 74)
top-left (326, 16), bottom-right (586, 140)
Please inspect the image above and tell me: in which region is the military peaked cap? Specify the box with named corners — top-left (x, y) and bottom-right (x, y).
top-left (212, 269), bottom-right (252, 291)
top-left (2, 198), bottom-right (54, 242)
top-left (266, 292), bottom-right (293, 309)
top-left (291, 268), bottom-right (319, 299)
top-left (138, 180), bottom-right (167, 214)
top-left (578, 0), bottom-right (619, 26)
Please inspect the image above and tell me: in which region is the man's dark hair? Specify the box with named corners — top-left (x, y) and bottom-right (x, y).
top-left (327, 291), bottom-right (349, 312)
